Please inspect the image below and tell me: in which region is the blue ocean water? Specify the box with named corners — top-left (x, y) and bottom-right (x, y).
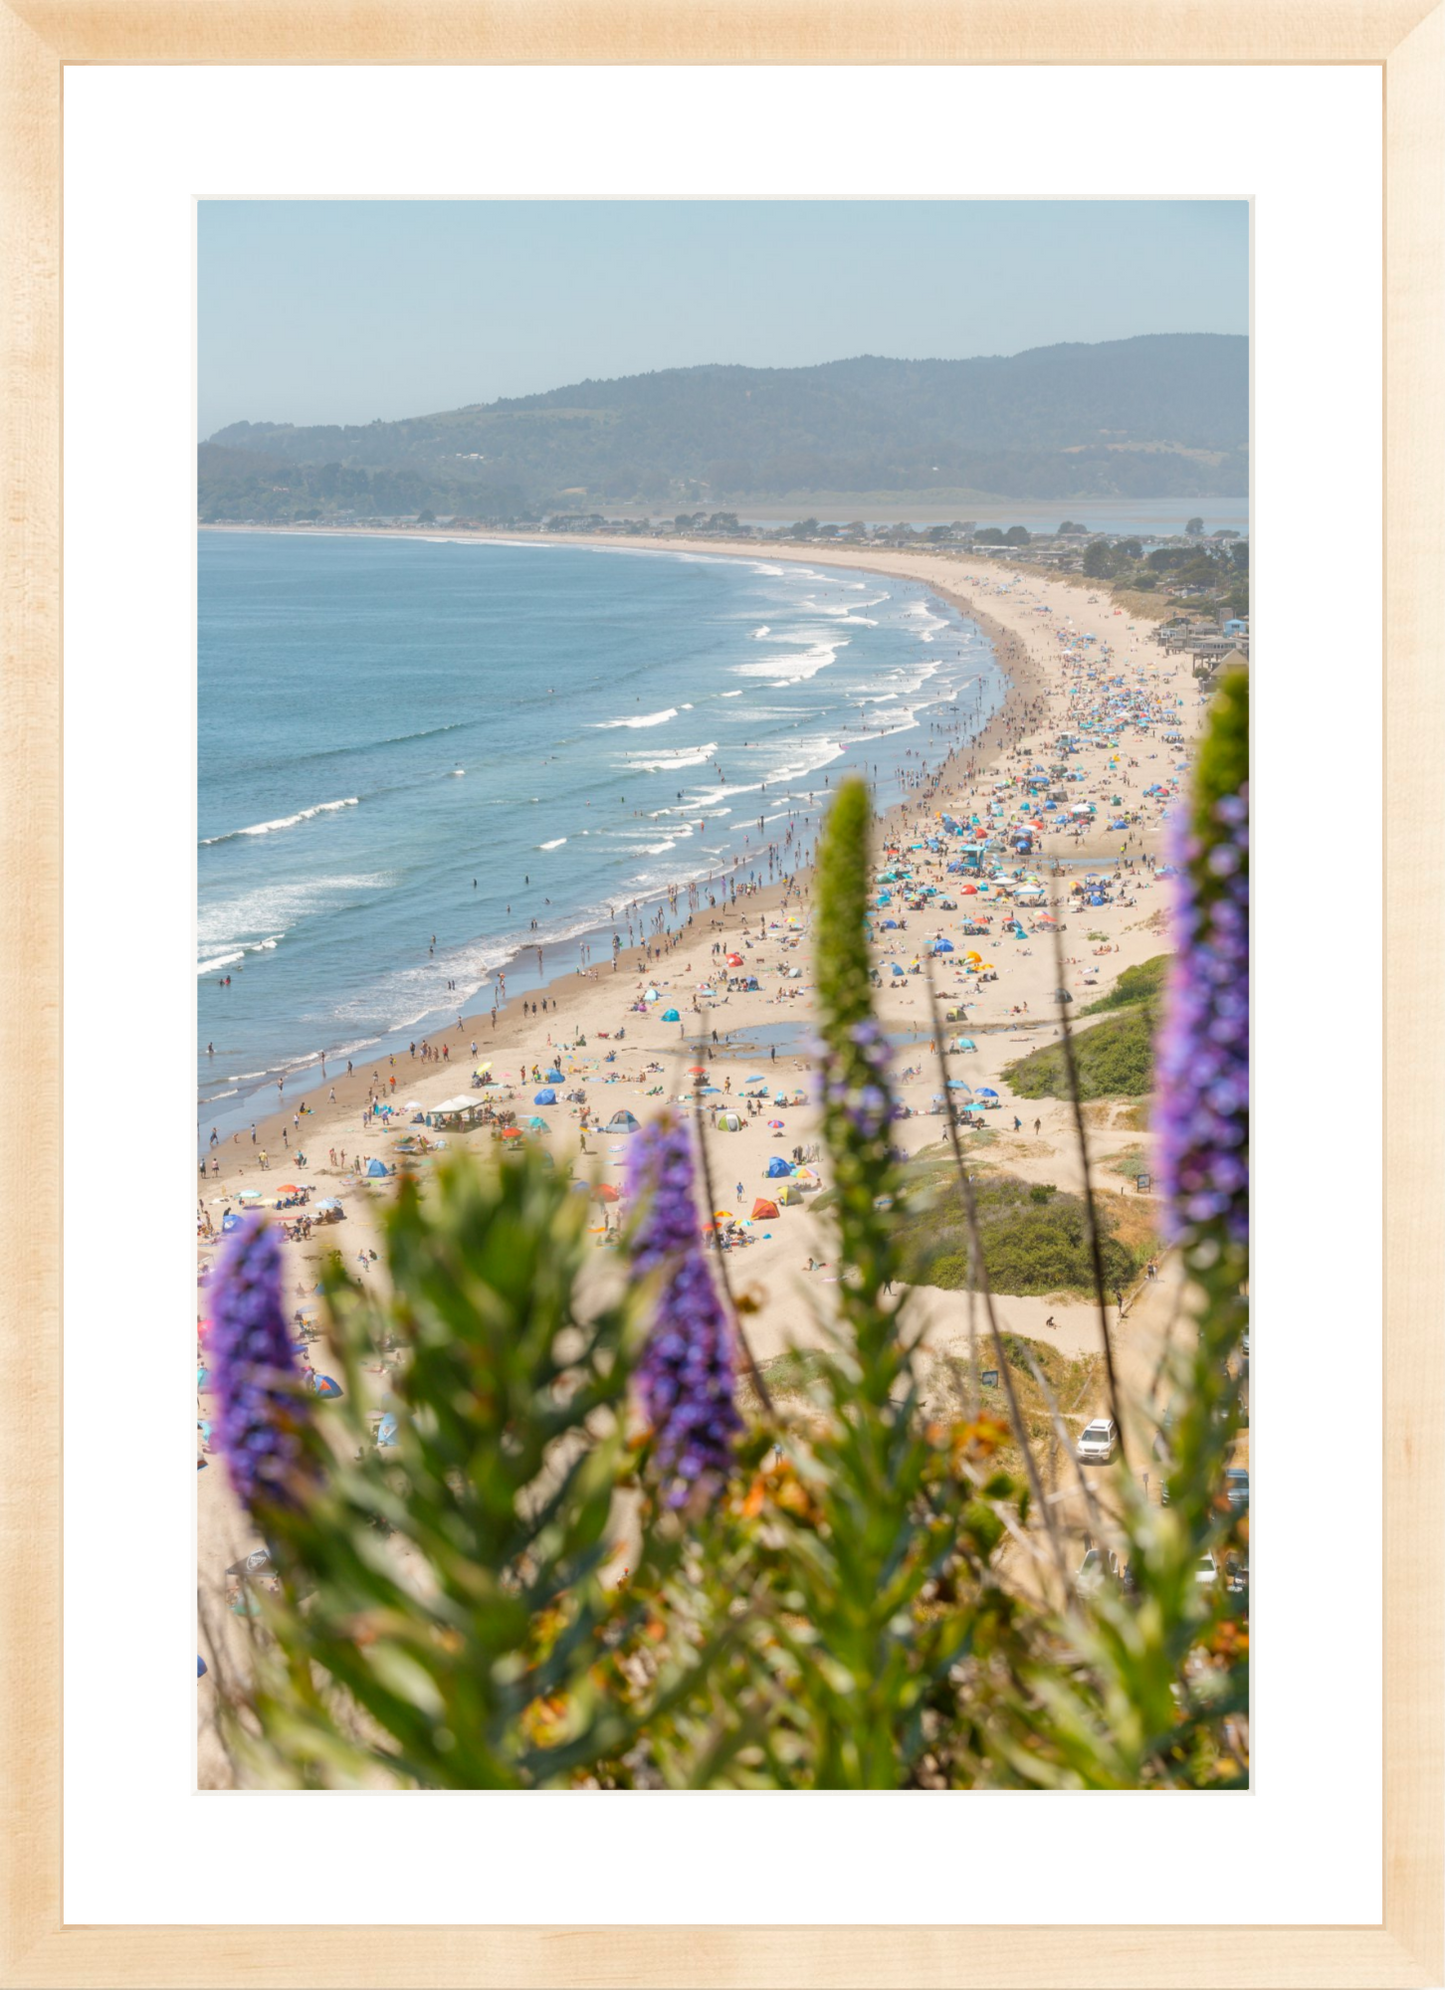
top-left (198, 532), bottom-right (1005, 1132)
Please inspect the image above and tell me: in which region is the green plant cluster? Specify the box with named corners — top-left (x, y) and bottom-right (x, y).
top-left (896, 1168), bottom-right (1138, 1297)
top-left (1004, 1006), bottom-right (1156, 1099)
top-left (1081, 954), bottom-right (1171, 1014)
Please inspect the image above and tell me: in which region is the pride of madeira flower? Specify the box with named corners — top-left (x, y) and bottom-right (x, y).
top-left (626, 1115), bottom-right (742, 1507)
top-left (208, 1213), bottom-right (310, 1516)
top-left (1155, 668), bottom-right (1249, 1249)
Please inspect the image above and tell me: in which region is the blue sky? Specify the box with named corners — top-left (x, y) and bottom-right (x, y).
top-left (198, 200), bottom-right (1248, 437)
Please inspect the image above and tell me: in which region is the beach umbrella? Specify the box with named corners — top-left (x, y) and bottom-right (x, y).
top-left (593, 1183), bottom-right (620, 1203)
top-left (198, 1655), bottom-right (208, 1678)
top-left (767, 1119), bottom-right (784, 1130)
top-left (523, 1116), bottom-right (550, 1131)
top-left (713, 1210), bottom-right (734, 1223)
top-left (688, 1065), bottom-right (708, 1076)
top-left (276, 1183), bottom-right (300, 1195)
top-left (499, 1127), bottom-right (524, 1140)
top-left (726, 952), bottom-right (744, 966)
top-left (377, 1413), bottom-right (399, 1448)
top-left (976, 1087), bottom-right (999, 1098)
top-left (309, 1373), bottom-right (344, 1399)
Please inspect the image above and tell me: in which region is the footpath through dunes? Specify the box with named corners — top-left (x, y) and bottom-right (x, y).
top-left (198, 541), bottom-right (1211, 1700)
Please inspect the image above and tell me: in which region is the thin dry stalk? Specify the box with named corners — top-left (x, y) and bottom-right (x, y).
top-left (1044, 890), bottom-right (1128, 1462)
top-left (688, 1057), bottom-right (775, 1420)
top-left (1018, 1343), bottom-right (1107, 1549)
top-left (922, 960), bottom-right (1070, 1598)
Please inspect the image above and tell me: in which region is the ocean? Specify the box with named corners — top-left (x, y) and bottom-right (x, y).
top-left (197, 531), bottom-right (1006, 1136)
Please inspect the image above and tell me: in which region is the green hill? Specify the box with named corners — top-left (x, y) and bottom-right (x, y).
top-left (201, 334), bottom-right (1248, 521)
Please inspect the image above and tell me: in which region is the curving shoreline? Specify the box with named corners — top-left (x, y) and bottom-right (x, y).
top-left (196, 529), bottom-right (1169, 1183)
top-left (198, 529), bottom-right (1037, 1138)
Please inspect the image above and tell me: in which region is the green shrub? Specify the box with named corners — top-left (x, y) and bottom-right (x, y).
top-left (1004, 1007), bottom-right (1155, 1100)
top-left (1081, 954), bottom-right (1170, 1014)
top-left (896, 1171), bottom-right (1135, 1297)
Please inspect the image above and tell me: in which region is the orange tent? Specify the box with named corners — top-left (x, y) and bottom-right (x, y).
top-left (751, 1198), bottom-right (780, 1221)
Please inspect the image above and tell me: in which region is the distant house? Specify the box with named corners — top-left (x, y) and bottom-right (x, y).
top-left (1193, 643), bottom-right (1249, 680)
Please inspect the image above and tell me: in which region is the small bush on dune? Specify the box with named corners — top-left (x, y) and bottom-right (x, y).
top-left (1004, 1006), bottom-right (1155, 1100)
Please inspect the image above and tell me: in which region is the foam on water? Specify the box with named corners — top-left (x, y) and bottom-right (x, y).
top-left (201, 796), bottom-right (359, 845)
top-left (592, 708), bottom-right (679, 729)
top-left (624, 741), bottom-right (720, 772)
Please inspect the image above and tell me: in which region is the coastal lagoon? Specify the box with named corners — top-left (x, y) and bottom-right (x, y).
top-left (198, 532), bottom-right (1006, 1132)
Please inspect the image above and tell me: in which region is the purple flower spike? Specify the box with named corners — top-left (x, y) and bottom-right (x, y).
top-left (627, 1118), bottom-right (741, 1507)
top-left (208, 1214), bottom-right (309, 1515)
top-left (1155, 716), bottom-right (1249, 1249)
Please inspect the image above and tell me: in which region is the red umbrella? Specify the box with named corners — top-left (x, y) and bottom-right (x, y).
top-left (593, 1183), bottom-right (620, 1203)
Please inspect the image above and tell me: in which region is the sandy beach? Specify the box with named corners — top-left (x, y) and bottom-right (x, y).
top-left (198, 532), bottom-right (1211, 1761)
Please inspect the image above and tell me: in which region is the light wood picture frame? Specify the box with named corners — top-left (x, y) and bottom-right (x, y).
top-left (2, 5), bottom-right (1440, 1984)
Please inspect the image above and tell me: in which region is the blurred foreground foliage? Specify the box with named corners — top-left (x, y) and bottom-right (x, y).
top-left (211, 728), bottom-right (1248, 1792)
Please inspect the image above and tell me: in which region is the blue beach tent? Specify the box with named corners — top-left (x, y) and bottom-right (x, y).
top-left (534, 1088), bottom-right (557, 1105)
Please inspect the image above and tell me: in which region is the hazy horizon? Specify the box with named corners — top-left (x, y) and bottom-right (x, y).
top-left (199, 201), bottom-right (1248, 436)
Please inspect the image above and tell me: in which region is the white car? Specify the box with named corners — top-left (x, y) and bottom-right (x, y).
top-left (1076, 1418), bottom-right (1117, 1464)
top-left (1196, 1552), bottom-right (1218, 1585)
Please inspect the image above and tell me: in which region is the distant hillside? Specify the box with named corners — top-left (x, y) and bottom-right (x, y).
top-left (201, 334), bottom-right (1248, 521)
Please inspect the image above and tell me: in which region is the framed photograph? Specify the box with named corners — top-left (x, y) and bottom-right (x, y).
top-left (3, 6), bottom-right (1440, 1985)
